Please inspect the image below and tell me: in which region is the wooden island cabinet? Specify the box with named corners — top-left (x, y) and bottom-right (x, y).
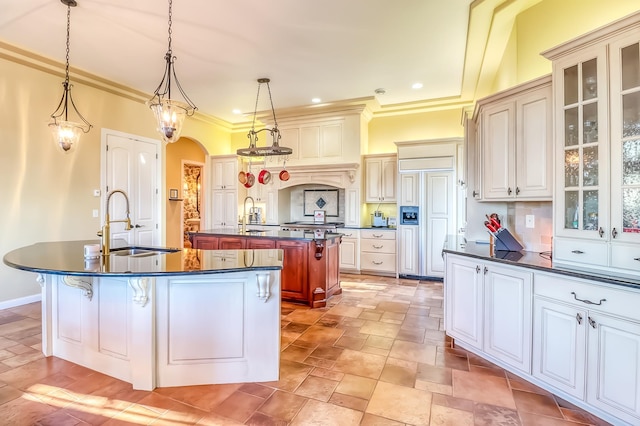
top-left (190, 230), bottom-right (341, 308)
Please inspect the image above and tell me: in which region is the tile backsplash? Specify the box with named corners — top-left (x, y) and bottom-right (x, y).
top-left (508, 201), bottom-right (552, 252)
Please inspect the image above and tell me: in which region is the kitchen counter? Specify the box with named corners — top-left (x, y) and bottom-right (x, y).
top-left (443, 235), bottom-right (640, 289)
top-left (3, 239), bottom-right (282, 277)
top-left (3, 240), bottom-right (282, 391)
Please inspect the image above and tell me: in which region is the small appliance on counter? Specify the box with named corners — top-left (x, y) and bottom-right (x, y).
top-left (249, 207), bottom-right (262, 224)
top-left (372, 211), bottom-right (388, 227)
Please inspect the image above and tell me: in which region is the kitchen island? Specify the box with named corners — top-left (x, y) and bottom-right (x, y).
top-left (3, 240), bottom-right (283, 391)
top-left (190, 229), bottom-right (342, 308)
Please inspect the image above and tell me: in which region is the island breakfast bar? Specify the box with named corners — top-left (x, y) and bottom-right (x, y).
top-left (3, 240), bottom-right (283, 391)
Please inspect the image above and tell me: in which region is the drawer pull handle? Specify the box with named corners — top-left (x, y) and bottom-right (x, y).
top-left (372, 260), bottom-right (383, 265)
top-left (373, 234), bottom-right (384, 238)
top-left (576, 313), bottom-right (582, 325)
top-left (571, 292), bottom-right (606, 306)
top-left (588, 316), bottom-right (597, 329)
top-left (634, 257), bottom-right (640, 262)
top-left (571, 250), bottom-right (584, 254)
top-left (373, 244), bottom-right (384, 249)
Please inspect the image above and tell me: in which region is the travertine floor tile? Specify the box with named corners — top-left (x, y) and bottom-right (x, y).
top-left (366, 380), bottom-right (432, 425)
top-left (290, 398), bottom-right (362, 425)
top-left (452, 369), bottom-right (516, 409)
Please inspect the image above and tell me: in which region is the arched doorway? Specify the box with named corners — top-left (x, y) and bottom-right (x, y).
top-left (166, 137), bottom-right (207, 248)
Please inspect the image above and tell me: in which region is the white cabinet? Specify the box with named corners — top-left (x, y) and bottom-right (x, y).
top-left (397, 225), bottom-right (419, 276)
top-left (398, 172), bottom-right (419, 206)
top-left (210, 155), bottom-right (238, 229)
top-left (533, 271), bottom-right (640, 425)
top-left (212, 155), bottom-right (238, 190)
top-left (474, 76), bottom-right (552, 201)
top-left (545, 13), bottom-right (640, 274)
top-left (364, 154), bottom-right (397, 203)
top-left (280, 120), bottom-right (346, 164)
top-left (360, 229), bottom-right (396, 276)
top-left (445, 255), bottom-right (483, 350)
top-left (445, 254), bottom-right (532, 372)
top-left (339, 229), bottom-right (359, 272)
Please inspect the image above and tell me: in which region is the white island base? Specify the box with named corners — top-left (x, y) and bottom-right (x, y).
top-left (38, 270), bottom-right (281, 390)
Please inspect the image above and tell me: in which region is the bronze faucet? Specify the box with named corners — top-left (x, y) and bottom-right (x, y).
top-left (97, 189), bottom-right (132, 255)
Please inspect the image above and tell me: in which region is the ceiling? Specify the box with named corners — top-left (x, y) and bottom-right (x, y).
top-left (0, 0), bottom-right (476, 124)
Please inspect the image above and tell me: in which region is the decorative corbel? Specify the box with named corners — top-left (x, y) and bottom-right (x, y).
top-left (348, 170), bottom-right (356, 183)
top-left (128, 277), bottom-right (150, 307)
top-left (314, 241), bottom-right (325, 259)
top-left (36, 274), bottom-right (45, 288)
top-left (62, 275), bottom-right (93, 300)
top-left (256, 273), bottom-right (272, 302)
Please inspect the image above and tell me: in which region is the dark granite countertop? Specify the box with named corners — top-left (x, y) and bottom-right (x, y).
top-left (443, 235), bottom-right (640, 289)
top-left (192, 229), bottom-right (343, 241)
top-left (4, 240), bottom-right (282, 278)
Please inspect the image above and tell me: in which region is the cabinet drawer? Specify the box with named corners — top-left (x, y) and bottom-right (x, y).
top-left (610, 243), bottom-right (640, 272)
top-left (361, 239), bottom-right (396, 254)
top-left (340, 229), bottom-right (359, 239)
top-left (553, 238), bottom-right (608, 267)
top-left (535, 272), bottom-right (640, 320)
top-left (360, 229), bottom-right (395, 240)
top-left (360, 253), bottom-right (396, 273)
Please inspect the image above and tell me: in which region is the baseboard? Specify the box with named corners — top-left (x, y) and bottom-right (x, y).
top-left (0, 293), bottom-right (41, 311)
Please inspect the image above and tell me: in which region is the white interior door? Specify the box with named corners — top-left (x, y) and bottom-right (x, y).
top-left (102, 129), bottom-right (161, 247)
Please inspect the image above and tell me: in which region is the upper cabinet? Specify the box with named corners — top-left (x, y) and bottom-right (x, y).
top-left (543, 11), bottom-right (640, 273)
top-left (212, 155), bottom-right (238, 190)
top-left (364, 154), bottom-right (397, 203)
top-left (472, 76), bottom-right (552, 201)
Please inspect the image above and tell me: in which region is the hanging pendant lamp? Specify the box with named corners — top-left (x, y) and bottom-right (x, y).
top-left (237, 78), bottom-right (292, 157)
top-left (48, 0), bottom-right (92, 154)
top-left (147, 0), bottom-right (197, 144)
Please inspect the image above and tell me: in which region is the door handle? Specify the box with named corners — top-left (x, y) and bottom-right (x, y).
top-left (134, 224), bottom-right (143, 228)
top-left (576, 313), bottom-right (582, 325)
top-left (507, 187), bottom-right (512, 195)
top-left (598, 227), bottom-right (604, 238)
top-left (612, 228), bottom-right (618, 238)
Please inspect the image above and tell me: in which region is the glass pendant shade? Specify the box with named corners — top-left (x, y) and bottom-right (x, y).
top-left (49, 120), bottom-right (84, 153)
top-left (148, 98), bottom-right (189, 144)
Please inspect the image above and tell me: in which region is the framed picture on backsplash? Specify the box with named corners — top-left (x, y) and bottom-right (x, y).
top-left (303, 189), bottom-right (339, 217)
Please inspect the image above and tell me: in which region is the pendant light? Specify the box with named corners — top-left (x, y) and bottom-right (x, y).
top-left (48, 0), bottom-right (92, 153)
top-left (147, 0), bottom-right (197, 144)
top-left (237, 78), bottom-right (293, 157)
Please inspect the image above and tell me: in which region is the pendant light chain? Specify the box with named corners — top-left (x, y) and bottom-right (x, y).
top-left (64, 4), bottom-right (71, 85)
top-left (167, 0), bottom-right (173, 56)
top-left (250, 83), bottom-right (262, 131)
top-left (265, 81), bottom-right (278, 129)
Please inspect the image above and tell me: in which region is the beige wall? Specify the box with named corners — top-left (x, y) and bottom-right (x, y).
top-left (0, 53), bottom-right (232, 304)
top-left (368, 109), bottom-right (464, 154)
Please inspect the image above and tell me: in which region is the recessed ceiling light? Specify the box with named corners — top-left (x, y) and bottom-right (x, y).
top-left (374, 88), bottom-right (386, 95)
top-left (412, 82), bottom-right (423, 90)
top-left (311, 98), bottom-right (321, 103)
top-left (232, 109), bottom-right (242, 114)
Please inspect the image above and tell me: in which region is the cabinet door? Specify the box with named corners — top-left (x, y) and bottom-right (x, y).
top-left (276, 240), bottom-right (309, 302)
top-left (425, 172), bottom-right (453, 278)
top-left (246, 238), bottom-right (276, 249)
top-left (339, 230), bottom-right (359, 271)
top-left (219, 237), bottom-right (246, 249)
top-left (263, 186), bottom-right (278, 225)
top-left (381, 157), bottom-right (397, 202)
top-left (397, 225), bottom-right (419, 276)
top-left (365, 158), bottom-right (383, 202)
top-left (211, 190), bottom-right (237, 228)
top-left (445, 256), bottom-right (483, 349)
top-left (482, 101), bottom-right (516, 199)
top-left (213, 158), bottom-right (237, 190)
top-left (399, 173), bottom-right (419, 206)
top-left (553, 48), bottom-right (609, 240)
top-left (483, 264), bottom-right (533, 373)
top-left (610, 36), bottom-right (640, 245)
top-left (516, 86), bottom-right (553, 199)
top-left (532, 297), bottom-right (586, 399)
top-left (192, 235), bottom-right (218, 249)
top-left (587, 312), bottom-right (640, 424)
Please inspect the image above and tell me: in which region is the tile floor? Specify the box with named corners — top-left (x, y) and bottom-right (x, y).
top-left (0, 273), bottom-right (612, 425)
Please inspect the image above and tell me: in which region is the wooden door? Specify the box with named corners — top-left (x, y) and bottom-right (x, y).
top-left (276, 240), bottom-right (309, 302)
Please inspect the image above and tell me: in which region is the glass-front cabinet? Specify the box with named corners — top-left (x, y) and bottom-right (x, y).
top-left (554, 48), bottom-right (609, 240)
top-left (545, 12), bottom-right (640, 273)
top-left (611, 35), bottom-right (640, 244)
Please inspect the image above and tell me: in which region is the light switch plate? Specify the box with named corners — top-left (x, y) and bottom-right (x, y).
top-left (525, 215), bottom-right (535, 228)
top-left (93, 189), bottom-right (101, 197)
